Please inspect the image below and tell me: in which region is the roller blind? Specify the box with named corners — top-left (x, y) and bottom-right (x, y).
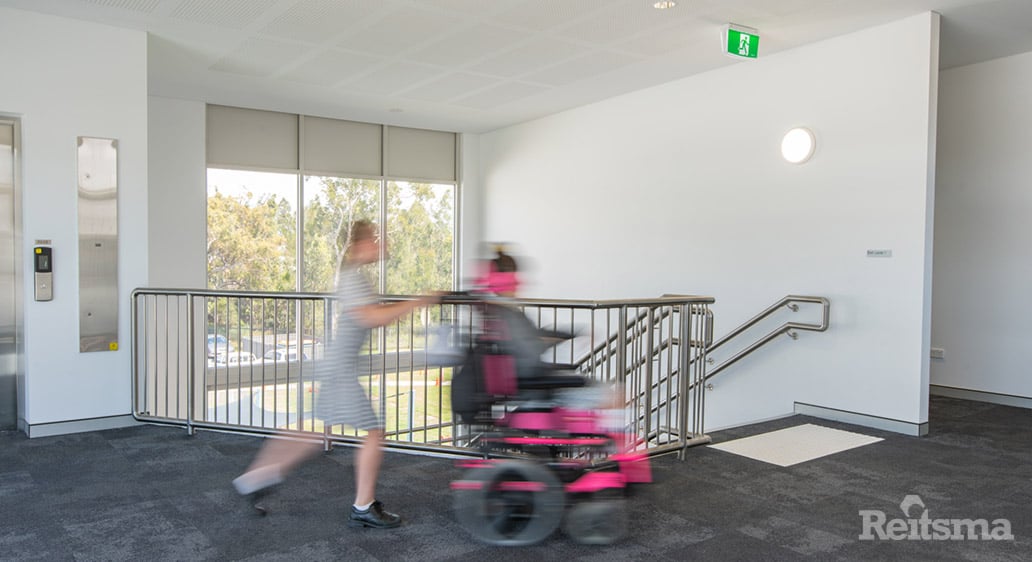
top-left (206, 105), bottom-right (298, 170)
top-left (206, 105), bottom-right (456, 182)
top-left (302, 116), bottom-right (381, 177)
top-left (386, 126), bottom-right (456, 182)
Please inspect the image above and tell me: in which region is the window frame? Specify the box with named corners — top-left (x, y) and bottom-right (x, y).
top-left (205, 108), bottom-right (460, 294)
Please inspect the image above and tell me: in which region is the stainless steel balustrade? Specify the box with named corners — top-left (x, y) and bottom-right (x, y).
top-left (132, 289), bottom-right (714, 458)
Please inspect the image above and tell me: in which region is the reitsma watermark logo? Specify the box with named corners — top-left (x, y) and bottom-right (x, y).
top-left (859, 495), bottom-right (1014, 541)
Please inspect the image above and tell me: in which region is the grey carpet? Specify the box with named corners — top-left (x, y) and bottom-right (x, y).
top-left (1, 395), bottom-right (1029, 561)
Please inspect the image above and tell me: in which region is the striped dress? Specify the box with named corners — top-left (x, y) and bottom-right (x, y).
top-left (314, 265), bottom-right (383, 430)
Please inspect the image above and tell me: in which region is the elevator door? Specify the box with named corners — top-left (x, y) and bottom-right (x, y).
top-left (1, 121), bottom-right (16, 429)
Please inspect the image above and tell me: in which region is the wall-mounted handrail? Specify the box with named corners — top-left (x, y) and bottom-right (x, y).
top-left (705, 295), bottom-right (829, 380)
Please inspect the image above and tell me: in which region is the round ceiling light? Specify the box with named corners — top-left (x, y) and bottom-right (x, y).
top-left (781, 127), bottom-right (816, 164)
top-left (653, 1), bottom-right (676, 9)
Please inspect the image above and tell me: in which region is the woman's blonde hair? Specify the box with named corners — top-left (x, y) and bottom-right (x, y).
top-left (349, 219), bottom-right (377, 244)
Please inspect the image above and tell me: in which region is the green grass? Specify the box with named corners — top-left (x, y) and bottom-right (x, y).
top-left (235, 369), bottom-right (456, 443)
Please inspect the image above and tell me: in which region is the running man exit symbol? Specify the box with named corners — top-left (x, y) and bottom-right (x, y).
top-left (739, 33), bottom-right (752, 56)
top-left (724, 25), bottom-right (759, 59)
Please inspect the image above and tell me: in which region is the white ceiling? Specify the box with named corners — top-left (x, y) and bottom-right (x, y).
top-left (2, 0), bottom-right (1031, 133)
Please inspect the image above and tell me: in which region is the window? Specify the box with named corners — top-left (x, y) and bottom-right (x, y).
top-left (385, 180), bottom-right (454, 295)
top-left (206, 168), bottom-right (297, 291)
top-left (302, 175), bottom-right (380, 292)
top-left (206, 106), bottom-right (458, 294)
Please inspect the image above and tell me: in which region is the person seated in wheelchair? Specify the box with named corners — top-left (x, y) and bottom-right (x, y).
top-left (452, 248), bottom-right (622, 433)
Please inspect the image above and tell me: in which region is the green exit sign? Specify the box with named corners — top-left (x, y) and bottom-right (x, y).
top-left (724, 24), bottom-right (759, 59)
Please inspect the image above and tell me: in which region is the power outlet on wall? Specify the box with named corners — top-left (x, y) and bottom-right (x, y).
top-left (930, 347), bottom-right (945, 359)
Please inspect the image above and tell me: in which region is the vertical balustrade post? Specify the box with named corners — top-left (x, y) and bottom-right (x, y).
top-left (186, 293), bottom-right (195, 436)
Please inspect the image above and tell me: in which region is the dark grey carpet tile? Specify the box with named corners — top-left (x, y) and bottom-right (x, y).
top-left (0, 525), bottom-right (75, 561)
top-left (3, 396), bottom-right (1032, 560)
top-left (62, 499), bottom-right (218, 561)
top-left (836, 537), bottom-right (1027, 562)
top-left (660, 530), bottom-right (804, 561)
top-left (738, 514), bottom-right (857, 557)
top-left (0, 470), bottom-right (35, 497)
top-left (928, 396), bottom-right (1000, 420)
top-left (234, 539), bottom-right (378, 562)
top-left (447, 537), bottom-right (674, 561)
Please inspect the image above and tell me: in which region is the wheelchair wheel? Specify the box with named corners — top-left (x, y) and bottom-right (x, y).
top-left (454, 460), bottom-right (564, 546)
top-left (563, 499), bottom-right (627, 545)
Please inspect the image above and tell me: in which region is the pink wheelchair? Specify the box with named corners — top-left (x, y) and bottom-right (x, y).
top-left (447, 297), bottom-right (651, 545)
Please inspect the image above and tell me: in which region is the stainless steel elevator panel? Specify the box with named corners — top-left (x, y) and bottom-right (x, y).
top-left (1, 122), bottom-right (17, 428)
top-left (77, 137), bottom-right (119, 352)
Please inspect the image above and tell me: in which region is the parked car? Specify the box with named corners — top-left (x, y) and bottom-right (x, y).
top-left (263, 346), bottom-right (309, 362)
top-left (206, 334), bottom-right (234, 358)
top-left (215, 351), bottom-right (256, 366)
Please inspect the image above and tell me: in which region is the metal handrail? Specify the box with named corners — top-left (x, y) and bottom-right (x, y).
top-left (705, 295), bottom-right (829, 380)
top-left (568, 300), bottom-right (712, 374)
top-left (130, 288), bottom-right (714, 459)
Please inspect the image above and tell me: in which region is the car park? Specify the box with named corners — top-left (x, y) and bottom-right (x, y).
top-left (263, 346), bottom-right (309, 362)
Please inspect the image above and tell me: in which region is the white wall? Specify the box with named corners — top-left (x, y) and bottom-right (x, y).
top-left (148, 96), bottom-right (206, 288)
top-left (932, 50), bottom-right (1032, 400)
top-left (480, 13), bottom-right (940, 433)
top-left (0, 8), bottom-right (148, 430)
top-left (458, 134), bottom-right (484, 283)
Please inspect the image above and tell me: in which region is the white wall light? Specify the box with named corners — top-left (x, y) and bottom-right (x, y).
top-left (781, 127), bottom-right (816, 164)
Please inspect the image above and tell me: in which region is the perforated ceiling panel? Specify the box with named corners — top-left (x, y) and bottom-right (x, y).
top-left (335, 8), bottom-right (461, 56)
top-left (3, 0), bottom-right (1027, 132)
top-left (470, 38), bottom-right (588, 79)
top-left (210, 37), bottom-right (312, 77)
top-left (453, 81), bottom-right (549, 110)
top-left (81, 0), bottom-right (158, 13)
top-left (170, 0), bottom-right (277, 29)
top-left (489, 0), bottom-right (622, 32)
top-left (282, 49), bottom-right (384, 87)
top-left (259, 0), bottom-right (388, 43)
top-left (400, 72), bottom-right (499, 104)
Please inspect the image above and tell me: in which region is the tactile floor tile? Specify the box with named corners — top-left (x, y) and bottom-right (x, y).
top-left (708, 423), bottom-right (883, 467)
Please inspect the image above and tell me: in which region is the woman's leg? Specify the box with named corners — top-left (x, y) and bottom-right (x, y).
top-left (354, 429), bottom-right (385, 506)
top-left (234, 437), bottom-right (320, 494)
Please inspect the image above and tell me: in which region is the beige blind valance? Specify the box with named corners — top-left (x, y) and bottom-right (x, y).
top-left (206, 105), bottom-right (298, 170)
top-left (206, 105), bottom-right (456, 183)
top-left (386, 126), bottom-right (456, 182)
top-left (302, 116), bottom-right (382, 177)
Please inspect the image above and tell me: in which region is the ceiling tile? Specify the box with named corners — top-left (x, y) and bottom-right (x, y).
top-left (210, 37), bottom-right (313, 77)
top-left (169, 0), bottom-right (278, 29)
top-left (259, 0), bottom-right (389, 43)
top-left (470, 37), bottom-right (588, 78)
top-left (413, 0), bottom-right (512, 18)
top-left (81, 0), bottom-right (159, 13)
top-left (523, 51), bottom-right (642, 86)
top-left (338, 62), bottom-right (446, 96)
top-left (336, 8), bottom-right (462, 56)
top-left (617, 20), bottom-right (715, 57)
top-left (489, 0), bottom-right (621, 32)
top-left (452, 81), bottom-right (550, 110)
top-left (399, 72), bottom-right (501, 103)
top-left (281, 49), bottom-right (385, 86)
top-left (6, 0), bottom-right (1028, 133)
top-left (406, 24), bottom-right (526, 66)
top-left (556, 2), bottom-right (683, 45)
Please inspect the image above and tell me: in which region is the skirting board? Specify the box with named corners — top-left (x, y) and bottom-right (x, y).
top-left (794, 402), bottom-right (928, 437)
top-left (20, 414), bottom-right (140, 438)
top-left (930, 384), bottom-right (1032, 410)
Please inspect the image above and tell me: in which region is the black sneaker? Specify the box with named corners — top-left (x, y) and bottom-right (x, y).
top-left (347, 501), bottom-right (402, 529)
top-left (245, 486), bottom-right (276, 516)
